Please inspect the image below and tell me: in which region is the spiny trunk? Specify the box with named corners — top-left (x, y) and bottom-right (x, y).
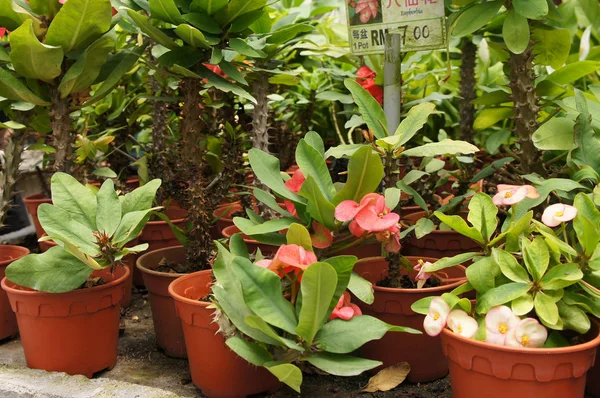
top-left (180, 77), bottom-right (204, 164)
top-left (508, 48), bottom-right (544, 175)
top-left (0, 130), bottom-right (25, 226)
top-left (251, 73), bottom-right (270, 154)
top-left (50, 87), bottom-right (73, 173)
top-left (459, 39), bottom-right (477, 141)
top-left (148, 77), bottom-right (171, 203)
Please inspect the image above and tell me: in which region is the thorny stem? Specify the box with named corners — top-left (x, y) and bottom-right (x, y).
top-left (50, 86), bottom-right (74, 173)
top-left (459, 38), bottom-right (477, 141)
top-left (0, 129), bottom-right (26, 226)
top-left (251, 72), bottom-right (271, 154)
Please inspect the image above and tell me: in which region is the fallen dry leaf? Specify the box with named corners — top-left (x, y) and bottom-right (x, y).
top-left (361, 362), bottom-right (411, 393)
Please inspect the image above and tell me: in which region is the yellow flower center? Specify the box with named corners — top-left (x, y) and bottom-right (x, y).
top-left (498, 323), bottom-right (508, 334)
top-left (555, 211), bottom-right (564, 217)
top-left (521, 335), bottom-right (530, 346)
top-left (433, 313), bottom-right (440, 321)
top-left (457, 325), bottom-right (463, 334)
top-left (504, 191), bottom-right (513, 198)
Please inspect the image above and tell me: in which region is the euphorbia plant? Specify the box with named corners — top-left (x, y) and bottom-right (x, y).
top-left (412, 190), bottom-right (600, 348)
top-left (211, 225), bottom-right (419, 392)
top-left (6, 173), bottom-right (161, 292)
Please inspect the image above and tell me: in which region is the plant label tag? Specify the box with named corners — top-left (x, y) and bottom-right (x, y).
top-left (346, 0), bottom-right (447, 55)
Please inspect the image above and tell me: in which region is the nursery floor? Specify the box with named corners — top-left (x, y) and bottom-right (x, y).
top-left (0, 289), bottom-right (454, 397)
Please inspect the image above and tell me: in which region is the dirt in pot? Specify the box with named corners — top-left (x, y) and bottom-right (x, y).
top-left (155, 257), bottom-right (195, 274)
top-left (378, 274), bottom-right (441, 289)
top-left (80, 277), bottom-right (107, 289)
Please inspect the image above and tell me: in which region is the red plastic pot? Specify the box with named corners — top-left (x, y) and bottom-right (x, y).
top-left (221, 225), bottom-right (279, 256)
top-left (442, 323), bottom-right (600, 398)
top-left (39, 237), bottom-right (137, 308)
top-left (136, 246), bottom-right (188, 358)
top-left (402, 211), bottom-right (480, 259)
top-left (0, 245), bottom-right (29, 340)
top-left (169, 270), bottom-right (280, 398)
top-left (23, 193), bottom-right (52, 239)
top-left (1, 266), bottom-right (129, 377)
top-left (338, 242), bottom-right (382, 258)
top-left (212, 202), bottom-right (242, 239)
top-left (353, 256), bottom-right (467, 383)
top-left (136, 207), bottom-right (187, 287)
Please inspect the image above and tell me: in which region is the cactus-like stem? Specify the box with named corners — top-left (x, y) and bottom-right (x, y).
top-left (50, 87), bottom-right (74, 173)
top-left (508, 48), bottom-right (544, 175)
top-left (251, 73), bottom-right (270, 154)
top-left (180, 77), bottom-right (204, 164)
top-left (459, 39), bottom-right (477, 141)
top-left (0, 129), bottom-right (26, 226)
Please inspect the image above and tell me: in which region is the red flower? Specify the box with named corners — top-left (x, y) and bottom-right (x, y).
top-left (356, 66), bottom-right (383, 105)
top-left (355, 0), bottom-right (379, 23)
top-left (311, 221), bottom-right (333, 249)
top-left (330, 292), bottom-right (362, 320)
top-left (357, 66), bottom-right (376, 79)
top-left (202, 63), bottom-right (227, 78)
top-left (0, 28), bottom-right (5, 37)
top-left (285, 169), bottom-right (305, 193)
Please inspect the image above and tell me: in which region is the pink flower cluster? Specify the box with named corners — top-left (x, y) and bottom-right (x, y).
top-left (330, 292), bottom-right (362, 321)
top-left (485, 306), bottom-right (547, 348)
top-left (353, 0), bottom-right (379, 23)
top-left (255, 244), bottom-right (317, 277)
top-left (335, 193), bottom-right (401, 252)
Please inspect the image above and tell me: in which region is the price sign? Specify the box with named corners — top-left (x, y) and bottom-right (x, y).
top-left (346, 0), bottom-right (447, 55)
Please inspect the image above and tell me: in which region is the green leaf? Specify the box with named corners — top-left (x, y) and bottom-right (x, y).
top-left (9, 19), bottom-right (63, 83)
top-left (191, 0), bottom-right (227, 15)
top-left (95, 179), bottom-right (121, 236)
top-left (394, 102), bottom-right (435, 145)
top-left (286, 223), bottom-right (313, 252)
top-left (244, 315), bottom-right (303, 351)
top-left (474, 108), bottom-right (513, 130)
top-left (224, 0), bottom-right (267, 25)
top-left (451, 0), bottom-right (503, 37)
top-left (245, 218), bottom-right (296, 235)
top-left (466, 257), bottom-right (496, 293)
top-left (51, 172), bottom-right (97, 230)
top-left (532, 26), bottom-right (571, 69)
top-left (513, 0), bottom-right (548, 19)
top-left (92, 167), bottom-right (117, 178)
top-left (38, 204), bottom-right (99, 256)
top-left (174, 24), bottom-right (211, 48)
top-left (0, 0), bottom-right (39, 32)
top-left (5, 246), bottom-right (93, 293)
top-left (149, 0), bottom-right (184, 24)
top-left (348, 272), bottom-right (374, 305)
top-left (234, 217), bottom-right (287, 246)
top-left (415, 218), bottom-right (434, 239)
top-left (534, 291), bottom-right (559, 325)
top-left (267, 23), bottom-right (313, 44)
top-left (572, 90), bottom-right (600, 181)
top-left (323, 255), bottom-right (357, 315)
top-left (29, 0), bottom-right (61, 18)
top-left (541, 264), bottom-right (583, 290)
top-left (182, 12), bottom-right (222, 34)
top-left (521, 237), bottom-right (549, 282)
top-left (423, 252), bottom-right (478, 272)
top-left (229, 37), bottom-right (266, 57)
top-left (467, 193), bottom-right (498, 241)
top-left (296, 139), bottom-right (335, 200)
top-left (46, 0), bottom-right (112, 53)
top-left (196, 65), bottom-right (256, 103)
top-left (126, 9), bottom-right (178, 50)
top-left (532, 118), bottom-right (575, 150)
top-left (264, 362), bottom-right (302, 393)
top-left (112, 209), bottom-right (154, 245)
top-left (557, 301), bottom-right (590, 334)
top-left (232, 257), bottom-right (298, 334)
top-left (492, 249), bottom-right (530, 284)
top-left (476, 282), bottom-right (531, 314)
top-left (252, 188), bottom-right (293, 218)
top-left (503, 9), bottom-right (529, 54)
top-left (120, 179), bottom-right (161, 215)
top-left (0, 68), bottom-right (50, 105)
top-left (434, 212), bottom-right (483, 244)
top-left (344, 78), bottom-right (387, 139)
top-left (315, 315), bottom-right (419, 354)
top-left (332, 146), bottom-right (383, 205)
top-left (512, 294), bottom-right (534, 316)
top-left (299, 176), bottom-right (337, 231)
top-left (546, 61), bottom-right (600, 85)
top-left (305, 353), bottom-right (381, 376)
top-left (218, 61), bottom-right (247, 85)
top-left (229, 234), bottom-right (249, 258)
top-left (225, 336), bottom-right (272, 366)
top-left (401, 139), bottom-right (479, 157)
top-left (296, 262), bottom-right (338, 346)
top-left (304, 131), bottom-right (325, 157)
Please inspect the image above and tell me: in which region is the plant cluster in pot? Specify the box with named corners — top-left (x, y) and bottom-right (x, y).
top-left (412, 189), bottom-right (600, 398)
top-left (1, 173), bottom-right (161, 377)
top-left (169, 223), bottom-right (419, 397)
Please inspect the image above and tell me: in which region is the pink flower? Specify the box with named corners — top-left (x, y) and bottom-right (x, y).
top-left (59, 0), bottom-right (66, 3)
top-left (355, 0), bottom-right (379, 23)
top-left (335, 193), bottom-right (380, 222)
top-left (541, 203), bottom-right (577, 227)
top-left (492, 184), bottom-right (539, 206)
top-left (284, 200), bottom-right (298, 218)
top-left (285, 169), bottom-right (305, 193)
top-left (330, 292), bottom-right (362, 320)
top-left (383, 224), bottom-right (401, 253)
top-left (348, 220), bottom-right (366, 237)
top-left (255, 259), bottom-right (272, 269)
top-left (447, 310), bottom-right (478, 338)
top-left (311, 221), bottom-right (333, 249)
top-left (270, 244), bottom-right (318, 274)
top-left (354, 195), bottom-right (399, 232)
top-left (485, 306), bottom-right (520, 346)
top-left (424, 297), bottom-right (450, 336)
top-left (505, 318), bottom-right (548, 348)
top-left (414, 259), bottom-right (432, 288)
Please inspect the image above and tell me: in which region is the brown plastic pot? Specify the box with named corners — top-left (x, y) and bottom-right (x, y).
top-left (353, 256), bottom-right (467, 383)
top-left (1, 266), bottom-right (128, 377)
top-left (212, 202), bottom-right (242, 240)
top-left (137, 246), bottom-right (188, 358)
top-left (169, 270), bottom-right (280, 398)
top-left (338, 242), bottom-right (382, 258)
top-left (135, 207), bottom-right (187, 287)
top-left (441, 322), bottom-right (600, 398)
top-left (0, 245), bottom-right (29, 340)
top-left (222, 225), bottom-right (279, 256)
top-left (39, 237), bottom-right (137, 308)
top-left (23, 193), bottom-right (52, 239)
top-left (402, 211), bottom-right (480, 259)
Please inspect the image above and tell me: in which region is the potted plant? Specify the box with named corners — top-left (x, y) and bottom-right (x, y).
top-left (1, 172), bottom-right (161, 377)
top-left (412, 190), bottom-right (600, 397)
top-left (170, 224), bottom-right (419, 397)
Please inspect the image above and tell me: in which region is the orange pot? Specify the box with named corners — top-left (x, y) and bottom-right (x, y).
top-left (212, 202), bottom-right (242, 240)
top-left (169, 270), bottom-right (280, 398)
top-left (353, 256), bottom-right (467, 383)
top-left (221, 225), bottom-right (279, 256)
top-left (0, 245), bottom-right (29, 340)
top-left (402, 211), bottom-right (480, 259)
top-left (39, 237), bottom-right (137, 308)
top-left (22, 193), bottom-right (52, 239)
top-left (136, 246), bottom-right (187, 358)
top-left (136, 207), bottom-right (187, 287)
top-left (442, 323), bottom-right (600, 398)
top-left (1, 266), bottom-right (129, 377)
top-left (586, 320), bottom-right (600, 397)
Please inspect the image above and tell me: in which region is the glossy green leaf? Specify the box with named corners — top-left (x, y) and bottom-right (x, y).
top-left (511, 293), bottom-right (534, 316)
top-left (476, 282), bottom-right (531, 313)
top-left (415, 218), bottom-right (434, 239)
top-left (332, 146), bottom-right (383, 205)
top-left (190, 0), bottom-right (227, 15)
top-left (95, 179), bottom-right (121, 236)
top-left (344, 78), bottom-right (387, 139)
top-left (174, 24), bottom-right (211, 48)
top-left (323, 256), bottom-right (357, 315)
top-left (451, 0), bottom-right (503, 37)
top-left (522, 237), bottom-right (549, 282)
top-left (286, 223), bottom-right (313, 252)
top-left (532, 26), bottom-right (571, 69)
top-left (305, 352), bottom-right (381, 376)
top-left (513, 0), bottom-right (548, 19)
top-left (546, 61), bottom-right (600, 85)
top-left (492, 249), bottom-right (530, 284)
top-left (503, 9), bottom-right (529, 54)
top-left (252, 188), bottom-right (293, 218)
top-left (540, 263), bottom-right (583, 290)
top-left (423, 252), bottom-right (478, 272)
top-left (347, 272), bottom-right (374, 305)
top-left (401, 139), bottom-right (479, 157)
top-left (112, 209), bottom-right (155, 245)
top-left (38, 204), bottom-right (98, 256)
top-left (225, 336), bottom-right (272, 366)
top-left (394, 102), bottom-right (435, 145)
top-left (299, 176), bottom-right (337, 231)
top-left (51, 172), bottom-right (97, 230)
top-left (224, 0), bottom-right (267, 25)
top-left (182, 12), bottom-right (222, 34)
top-left (264, 362), bottom-right (302, 393)
top-left (296, 139), bottom-right (335, 200)
top-left (126, 9), bottom-right (178, 50)
top-left (534, 291), bottom-right (559, 325)
top-left (120, 179), bottom-right (161, 215)
top-left (532, 118), bottom-right (575, 150)
top-left (149, 0), bottom-right (184, 24)
top-left (244, 315), bottom-right (303, 351)
top-left (467, 193), bottom-right (498, 241)
top-left (0, 68), bottom-right (49, 105)
top-left (557, 301), bottom-right (590, 334)
top-left (466, 257), bottom-right (496, 293)
top-left (434, 212), bottom-right (483, 244)
top-left (474, 108), bottom-right (513, 130)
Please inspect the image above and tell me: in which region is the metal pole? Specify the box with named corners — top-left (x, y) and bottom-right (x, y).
top-left (384, 33), bottom-right (402, 134)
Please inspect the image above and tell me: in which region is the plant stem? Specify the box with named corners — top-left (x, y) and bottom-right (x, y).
top-left (0, 129), bottom-right (26, 226)
top-left (251, 72), bottom-right (271, 154)
top-left (459, 38), bottom-right (477, 141)
top-left (50, 86), bottom-right (74, 173)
